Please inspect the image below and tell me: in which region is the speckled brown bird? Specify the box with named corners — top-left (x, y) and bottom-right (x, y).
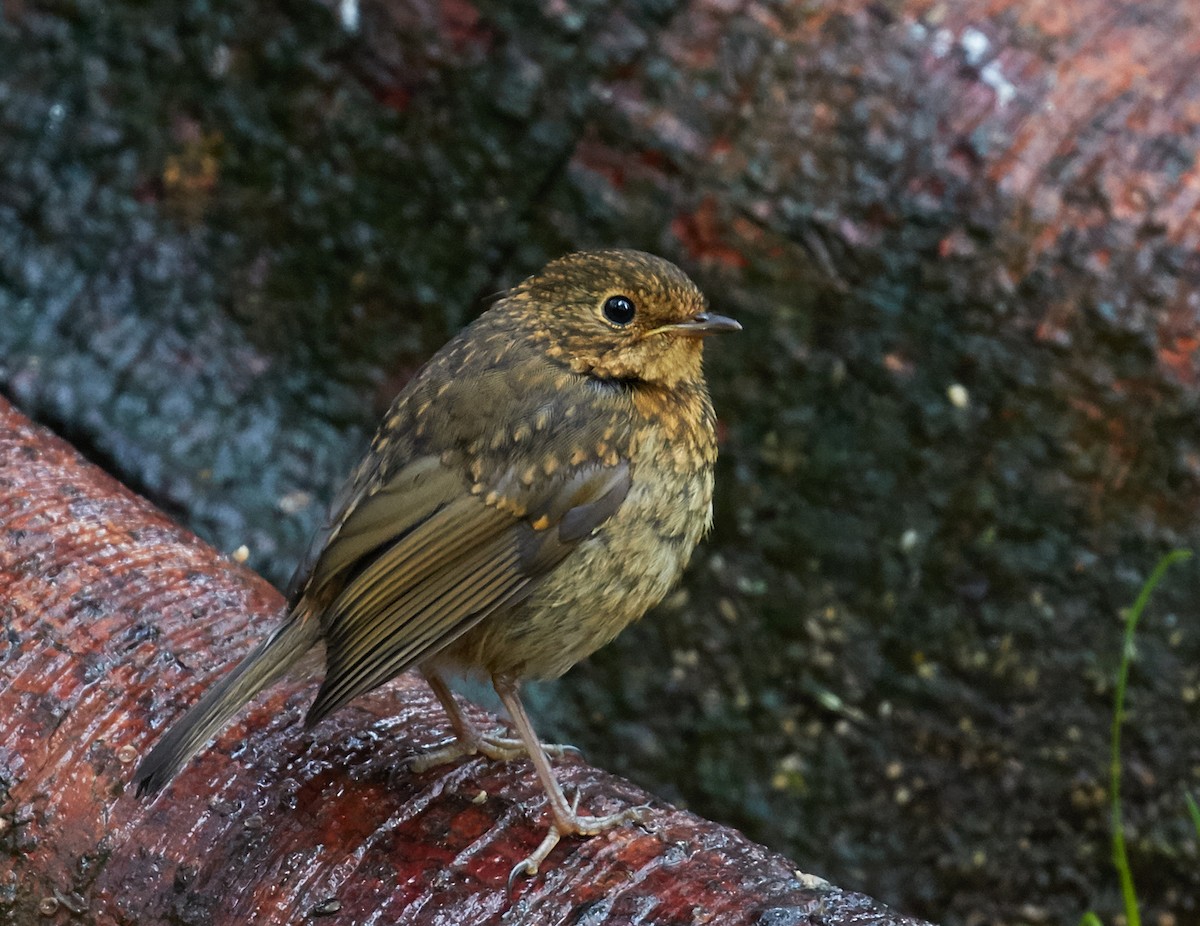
top-left (134, 249), bottom-right (739, 876)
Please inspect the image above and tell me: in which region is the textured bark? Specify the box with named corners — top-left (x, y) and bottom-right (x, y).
top-left (0, 395), bottom-right (922, 925)
top-left (5, 0), bottom-right (1200, 923)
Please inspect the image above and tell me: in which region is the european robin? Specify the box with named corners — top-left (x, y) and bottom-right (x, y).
top-left (134, 249), bottom-right (739, 878)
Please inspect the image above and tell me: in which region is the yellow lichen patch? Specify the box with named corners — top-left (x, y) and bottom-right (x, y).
top-left (162, 130), bottom-right (221, 217)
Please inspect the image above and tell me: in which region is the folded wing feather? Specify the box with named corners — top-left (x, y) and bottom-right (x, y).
top-left (302, 455), bottom-right (631, 726)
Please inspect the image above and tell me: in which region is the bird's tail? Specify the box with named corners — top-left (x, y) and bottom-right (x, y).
top-left (133, 616), bottom-right (320, 796)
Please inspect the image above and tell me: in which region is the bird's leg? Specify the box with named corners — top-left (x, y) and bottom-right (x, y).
top-left (493, 675), bottom-right (648, 883)
top-left (410, 669), bottom-right (579, 772)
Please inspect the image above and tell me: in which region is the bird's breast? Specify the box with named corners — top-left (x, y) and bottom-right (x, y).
top-left (441, 411), bottom-right (716, 682)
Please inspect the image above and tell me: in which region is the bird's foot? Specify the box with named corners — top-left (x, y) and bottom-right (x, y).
top-left (506, 795), bottom-right (651, 890)
top-left (477, 732), bottom-right (582, 763)
top-left (410, 731), bottom-right (580, 773)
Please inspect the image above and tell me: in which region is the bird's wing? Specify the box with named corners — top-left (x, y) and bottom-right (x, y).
top-left (282, 458), bottom-right (393, 608)
top-left (303, 454), bottom-right (631, 726)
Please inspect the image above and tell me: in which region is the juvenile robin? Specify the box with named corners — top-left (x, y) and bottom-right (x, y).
top-left (134, 249), bottom-right (739, 877)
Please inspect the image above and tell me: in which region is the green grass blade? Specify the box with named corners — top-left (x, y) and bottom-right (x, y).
top-left (1107, 549), bottom-right (1192, 926)
top-left (1186, 792), bottom-right (1200, 839)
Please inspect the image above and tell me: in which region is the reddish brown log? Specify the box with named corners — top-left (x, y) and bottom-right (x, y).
top-left (0, 397), bottom-right (924, 925)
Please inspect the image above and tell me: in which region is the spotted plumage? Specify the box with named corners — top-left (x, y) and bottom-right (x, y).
top-left (134, 249), bottom-right (739, 878)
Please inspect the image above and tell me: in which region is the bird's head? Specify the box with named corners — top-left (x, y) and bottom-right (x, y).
top-left (506, 249), bottom-right (740, 388)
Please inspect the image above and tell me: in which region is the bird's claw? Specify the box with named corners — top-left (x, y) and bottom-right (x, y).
top-left (411, 732), bottom-right (581, 773)
top-left (505, 801), bottom-right (652, 896)
top-left (408, 739), bottom-right (471, 773)
top-left (626, 801), bottom-right (652, 824)
top-left (507, 826), bottom-right (562, 896)
top-left (476, 734), bottom-right (581, 762)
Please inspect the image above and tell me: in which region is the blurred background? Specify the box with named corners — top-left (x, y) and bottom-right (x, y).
top-left (3, 1), bottom-right (1200, 923)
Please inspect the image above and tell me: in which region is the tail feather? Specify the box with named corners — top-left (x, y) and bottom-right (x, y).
top-left (134, 617), bottom-right (320, 796)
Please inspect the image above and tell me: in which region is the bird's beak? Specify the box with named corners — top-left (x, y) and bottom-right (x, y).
top-left (667, 311), bottom-right (742, 337)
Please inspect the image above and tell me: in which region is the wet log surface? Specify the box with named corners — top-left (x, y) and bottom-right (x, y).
top-left (5, 0), bottom-right (1200, 923)
top-left (0, 397), bottom-right (923, 925)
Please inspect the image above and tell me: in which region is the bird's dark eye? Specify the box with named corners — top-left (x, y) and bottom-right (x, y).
top-left (602, 295), bottom-right (636, 326)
